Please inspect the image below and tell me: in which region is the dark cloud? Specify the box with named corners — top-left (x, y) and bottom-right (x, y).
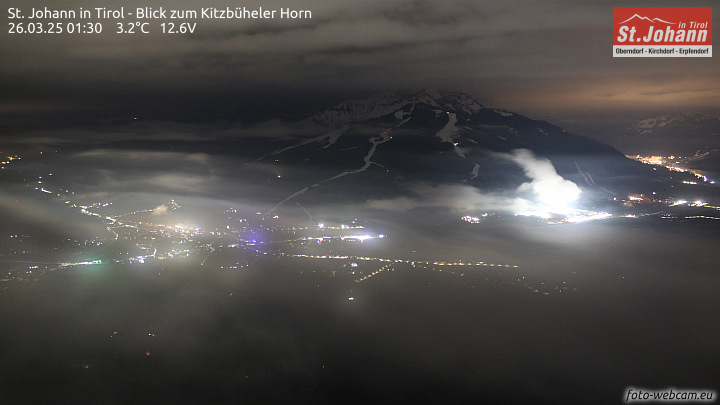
top-left (2, 0), bottom-right (717, 133)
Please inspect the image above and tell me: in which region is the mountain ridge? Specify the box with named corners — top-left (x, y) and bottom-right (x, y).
top-left (243, 89), bottom-right (665, 208)
top-left (309, 89), bottom-right (493, 126)
top-left (617, 112), bottom-right (720, 155)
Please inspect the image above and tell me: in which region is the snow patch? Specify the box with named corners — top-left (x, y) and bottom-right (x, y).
top-left (267, 129), bottom-right (392, 214)
top-left (461, 163), bottom-right (480, 183)
top-left (255, 127), bottom-right (349, 160)
top-left (322, 127), bottom-right (348, 149)
top-left (310, 89), bottom-right (485, 125)
top-left (434, 113), bottom-right (465, 158)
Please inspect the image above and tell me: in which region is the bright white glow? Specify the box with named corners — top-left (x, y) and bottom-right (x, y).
top-left (565, 211), bottom-right (612, 223)
top-left (509, 149), bottom-right (582, 216)
top-left (152, 205), bottom-right (168, 215)
top-left (517, 207), bottom-right (612, 223)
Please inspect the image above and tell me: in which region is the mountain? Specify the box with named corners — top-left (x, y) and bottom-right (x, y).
top-left (308, 89), bottom-right (486, 125)
top-left (247, 89), bottom-right (665, 208)
top-left (617, 113), bottom-right (720, 156)
top-left (62, 90), bottom-right (688, 215)
top-left (307, 89), bottom-right (622, 158)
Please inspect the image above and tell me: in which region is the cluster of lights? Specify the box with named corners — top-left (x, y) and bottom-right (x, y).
top-left (629, 154), bottom-right (716, 184)
top-left (317, 223), bottom-right (364, 230)
top-left (0, 155), bottom-right (20, 169)
top-left (59, 259), bottom-right (102, 267)
top-left (565, 211), bottom-right (613, 223)
top-left (356, 264), bottom-right (393, 283)
top-left (288, 253), bottom-right (517, 268)
top-left (671, 199), bottom-right (705, 207)
top-left (306, 234), bottom-right (381, 243)
top-left (517, 208), bottom-right (613, 224)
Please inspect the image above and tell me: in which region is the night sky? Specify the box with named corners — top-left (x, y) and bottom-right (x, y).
top-left (2, 0), bottom-right (718, 136)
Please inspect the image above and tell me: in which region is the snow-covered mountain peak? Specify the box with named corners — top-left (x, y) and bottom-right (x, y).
top-left (309, 89), bottom-right (486, 125)
top-left (634, 113), bottom-right (708, 131)
top-left (619, 112), bottom-right (720, 156)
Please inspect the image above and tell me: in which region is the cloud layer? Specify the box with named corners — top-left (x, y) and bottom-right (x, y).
top-left (2, 0), bottom-right (718, 132)
top-left (365, 149), bottom-right (581, 215)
